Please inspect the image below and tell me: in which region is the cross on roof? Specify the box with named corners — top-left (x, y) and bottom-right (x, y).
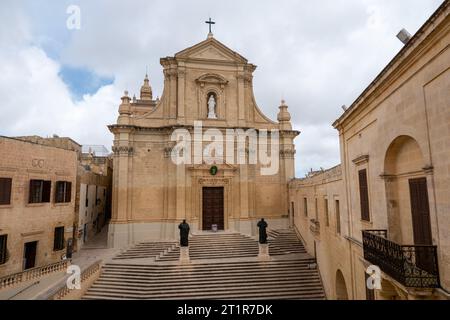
top-left (205, 17), bottom-right (215, 34)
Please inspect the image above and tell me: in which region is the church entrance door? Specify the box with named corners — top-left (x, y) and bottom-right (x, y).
top-left (202, 187), bottom-right (224, 230)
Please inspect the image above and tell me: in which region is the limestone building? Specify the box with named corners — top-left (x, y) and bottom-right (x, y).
top-left (289, 1), bottom-right (450, 300)
top-left (0, 136), bottom-right (77, 277)
top-left (74, 150), bottom-right (112, 251)
top-left (108, 33), bottom-right (299, 247)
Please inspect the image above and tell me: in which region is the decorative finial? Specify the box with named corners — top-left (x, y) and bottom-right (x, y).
top-left (140, 73), bottom-right (153, 100)
top-left (277, 98), bottom-right (292, 130)
top-left (124, 90), bottom-right (129, 97)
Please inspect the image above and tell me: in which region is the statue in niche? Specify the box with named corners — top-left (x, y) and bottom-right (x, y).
top-left (207, 93), bottom-right (217, 119)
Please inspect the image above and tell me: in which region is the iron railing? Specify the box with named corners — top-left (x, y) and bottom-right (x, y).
top-left (362, 230), bottom-right (440, 288)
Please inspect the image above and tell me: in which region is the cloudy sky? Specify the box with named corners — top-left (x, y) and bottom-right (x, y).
top-left (0, 0), bottom-right (444, 176)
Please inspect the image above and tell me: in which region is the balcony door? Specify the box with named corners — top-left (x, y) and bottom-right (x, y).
top-left (409, 177), bottom-right (433, 272)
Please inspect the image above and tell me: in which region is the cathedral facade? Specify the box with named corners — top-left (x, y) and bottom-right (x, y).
top-left (108, 34), bottom-right (299, 247)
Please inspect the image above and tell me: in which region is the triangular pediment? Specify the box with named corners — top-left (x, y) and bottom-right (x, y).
top-left (175, 37), bottom-right (248, 64)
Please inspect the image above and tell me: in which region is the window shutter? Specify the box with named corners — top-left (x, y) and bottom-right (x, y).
top-left (335, 200), bottom-right (341, 234)
top-left (29, 180), bottom-right (35, 203)
top-left (55, 182), bottom-right (61, 203)
top-left (54, 227), bottom-right (64, 251)
top-left (0, 178), bottom-right (12, 205)
top-left (53, 228), bottom-right (58, 250)
top-left (66, 182), bottom-right (72, 203)
top-left (358, 169), bottom-right (370, 221)
top-left (0, 235), bottom-right (7, 264)
top-left (42, 181), bottom-right (51, 203)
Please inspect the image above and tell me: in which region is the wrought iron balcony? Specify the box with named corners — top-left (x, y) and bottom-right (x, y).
top-left (362, 230), bottom-right (440, 288)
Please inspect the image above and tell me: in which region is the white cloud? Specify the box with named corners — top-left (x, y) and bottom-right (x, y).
top-left (0, 0), bottom-right (444, 176)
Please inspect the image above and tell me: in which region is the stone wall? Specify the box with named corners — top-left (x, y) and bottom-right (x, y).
top-left (0, 137), bottom-right (77, 277)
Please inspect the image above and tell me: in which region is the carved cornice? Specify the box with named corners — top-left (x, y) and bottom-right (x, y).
top-left (196, 73), bottom-right (228, 88)
top-left (422, 165), bottom-right (434, 174)
top-left (353, 154), bottom-right (369, 165)
top-left (198, 178), bottom-right (230, 186)
top-left (279, 130), bottom-right (300, 138)
top-left (380, 173), bottom-right (395, 182)
top-left (112, 146), bottom-right (134, 156)
top-left (280, 149), bottom-right (296, 159)
top-left (163, 68), bottom-right (179, 80)
top-left (236, 73), bottom-right (253, 83)
top-left (188, 164), bottom-right (238, 172)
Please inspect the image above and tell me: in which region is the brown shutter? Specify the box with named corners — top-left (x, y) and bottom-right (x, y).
top-left (53, 228), bottom-right (59, 250)
top-left (29, 180), bottom-right (36, 203)
top-left (0, 178), bottom-right (12, 205)
top-left (358, 169), bottom-right (370, 221)
top-left (66, 182), bottom-right (72, 203)
top-left (55, 181), bottom-right (61, 203)
top-left (336, 200), bottom-right (341, 234)
top-left (42, 180), bottom-right (51, 203)
top-left (0, 234), bottom-right (7, 264)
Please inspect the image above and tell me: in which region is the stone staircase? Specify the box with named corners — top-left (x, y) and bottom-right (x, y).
top-left (82, 229), bottom-right (325, 300)
top-left (268, 229), bottom-right (307, 255)
top-left (83, 259), bottom-right (324, 300)
top-left (158, 232), bottom-right (259, 261)
top-left (113, 242), bottom-right (176, 260)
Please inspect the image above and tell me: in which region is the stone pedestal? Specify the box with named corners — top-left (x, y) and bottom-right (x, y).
top-left (179, 246), bottom-right (190, 264)
top-left (258, 243), bottom-right (270, 261)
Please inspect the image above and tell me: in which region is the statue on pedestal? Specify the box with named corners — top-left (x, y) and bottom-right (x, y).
top-left (257, 218), bottom-right (268, 244)
top-left (178, 219), bottom-right (190, 247)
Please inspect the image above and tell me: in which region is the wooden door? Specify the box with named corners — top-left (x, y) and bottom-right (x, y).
top-left (202, 187), bottom-right (224, 230)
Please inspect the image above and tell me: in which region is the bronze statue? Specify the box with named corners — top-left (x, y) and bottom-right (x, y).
top-left (257, 218), bottom-right (268, 244)
top-left (178, 219), bottom-right (190, 247)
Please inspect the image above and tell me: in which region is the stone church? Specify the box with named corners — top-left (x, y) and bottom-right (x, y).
top-left (108, 33), bottom-right (299, 247)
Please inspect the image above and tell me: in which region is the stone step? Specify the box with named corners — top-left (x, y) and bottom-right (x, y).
top-left (104, 258), bottom-right (312, 268)
top-left (89, 281), bottom-right (320, 296)
top-left (83, 229), bottom-right (325, 300)
top-left (99, 270), bottom-right (319, 282)
top-left (102, 262), bottom-right (312, 271)
top-left (83, 290), bottom-right (325, 300)
top-left (87, 283), bottom-right (323, 297)
top-left (97, 273), bottom-right (320, 286)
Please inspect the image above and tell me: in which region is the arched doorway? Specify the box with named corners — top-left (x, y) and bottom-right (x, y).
top-left (383, 135), bottom-right (432, 246)
top-left (335, 269), bottom-right (348, 300)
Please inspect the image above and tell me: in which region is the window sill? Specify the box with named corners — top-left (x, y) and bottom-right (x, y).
top-left (26, 203), bottom-right (49, 207)
top-left (0, 204), bottom-right (13, 209)
top-left (360, 219), bottom-right (372, 225)
top-left (54, 203), bottom-right (71, 207)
